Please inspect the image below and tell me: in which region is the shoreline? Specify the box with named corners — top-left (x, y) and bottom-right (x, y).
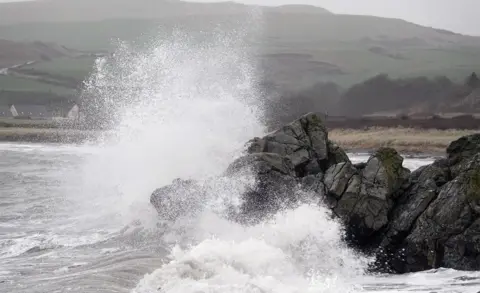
top-left (0, 127), bottom-right (477, 156)
top-left (329, 127), bottom-right (478, 156)
top-left (0, 128), bottom-right (101, 144)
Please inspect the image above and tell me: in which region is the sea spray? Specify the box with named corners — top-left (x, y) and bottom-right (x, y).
top-left (68, 14), bottom-right (266, 233)
top-left (70, 11), bottom-right (370, 293)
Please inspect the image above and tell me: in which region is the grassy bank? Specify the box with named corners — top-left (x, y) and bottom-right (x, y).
top-left (0, 126), bottom-right (478, 154)
top-left (0, 128), bottom-right (98, 144)
top-left (329, 127), bottom-right (479, 154)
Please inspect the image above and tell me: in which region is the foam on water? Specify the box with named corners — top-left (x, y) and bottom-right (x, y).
top-left (133, 203), bottom-right (370, 293)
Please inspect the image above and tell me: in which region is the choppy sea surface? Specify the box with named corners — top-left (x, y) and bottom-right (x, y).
top-left (1, 142), bottom-right (479, 293)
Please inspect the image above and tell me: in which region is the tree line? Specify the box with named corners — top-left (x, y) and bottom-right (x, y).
top-left (264, 72), bottom-right (480, 129)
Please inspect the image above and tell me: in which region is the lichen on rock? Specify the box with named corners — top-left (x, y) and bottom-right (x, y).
top-left (363, 147), bottom-right (410, 195)
top-left (327, 140), bottom-right (350, 167)
top-left (467, 167), bottom-right (480, 200)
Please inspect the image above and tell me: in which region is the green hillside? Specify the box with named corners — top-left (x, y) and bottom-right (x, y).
top-left (23, 57), bottom-right (97, 81)
top-left (0, 75), bottom-right (73, 95)
top-left (0, 0), bottom-right (480, 104)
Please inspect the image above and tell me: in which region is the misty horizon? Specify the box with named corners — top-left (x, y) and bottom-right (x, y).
top-left (0, 0), bottom-right (477, 36)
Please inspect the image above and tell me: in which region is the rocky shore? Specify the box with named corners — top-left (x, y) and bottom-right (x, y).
top-left (151, 113), bottom-right (480, 273)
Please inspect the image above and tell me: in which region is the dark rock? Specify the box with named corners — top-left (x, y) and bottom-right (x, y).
top-left (237, 114), bottom-right (409, 234)
top-left (384, 159), bottom-right (451, 245)
top-left (324, 162), bottom-right (357, 200)
top-left (376, 159), bottom-right (451, 272)
top-left (372, 140), bottom-right (480, 274)
top-left (327, 148), bottom-right (410, 245)
top-left (447, 133), bottom-right (480, 162)
top-left (443, 218), bottom-right (480, 270)
top-left (150, 179), bottom-right (205, 221)
top-left (387, 166), bottom-right (480, 273)
top-left (236, 170), bottom-right (300, 224)
top-left (327, 140), bottom-right (350, 167)
top-left (362, 148), bottom-right (411, 197)
top-left (226, 152), bottom-right (300, 224)
top-left (227, 113), bottom-right (341, 222)
top-left (447, 134), bottom-right (480, 177)
top-left (226, 152), bottom-right (295, 177)
top-left (246, 112), bottom-right (329, 176)
top-left (451, 153), bottom-right (480, 179)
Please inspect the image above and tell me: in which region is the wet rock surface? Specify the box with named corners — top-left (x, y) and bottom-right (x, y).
top-left (376, 135), bottom-right (480, 273)
top-left (225, 152), bottom-right (300, 224)
top-left (150, 113), bottom-right (480, 274)
top-left (151, 179), bottom-right (206, 221)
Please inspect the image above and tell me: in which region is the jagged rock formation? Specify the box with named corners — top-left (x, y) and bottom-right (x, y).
top-left (151, 113), bottom-right (480, 273)
top-left (323, 148), bottom-right (410, 246)
top-left (225, 152), bottom-right (299, 224)
top-left (245, 113), bottom-right (332, 176)
top-left (377, 135), bottom-right (480, 273)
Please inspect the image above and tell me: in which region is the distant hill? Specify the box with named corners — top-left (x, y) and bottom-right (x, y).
top-left (1, 9), bottom-right (479, 89)
top-left (0, 39), bottom-right (74, 68)
top-left (0, 0), bottom-right (331, 24)
top-left (0, 0), bottom-right (473, 48)
top-left (267, 4), bottom-right (331, 15)
top-left (0, 0), bottom-right (480, 111)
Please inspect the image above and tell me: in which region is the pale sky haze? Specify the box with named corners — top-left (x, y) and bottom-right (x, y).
top-left (0, 0), bottom-right (477, 35)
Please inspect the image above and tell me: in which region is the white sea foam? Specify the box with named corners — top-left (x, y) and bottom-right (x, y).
top-left (133, 203), bottom-right (370, 293)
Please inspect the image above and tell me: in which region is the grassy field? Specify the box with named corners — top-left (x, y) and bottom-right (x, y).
top-left (0, 91), bottom-right (74, 108)
top-left (2, 45), bottom-right (477, 94)
top-left (329, 127), bottom-right (479, 154)
top-left (0, 14), bottom-right (479, 90)
top-left (0, 117), bottom-right (60, 128)
top-left (24, 57), bottom-right (97, 81)
top-left (0, 127), bottom-right (98, 143)
top-left (0, 68), bottom-right (77, 106)
top-left (0, 75), bottom-right (74, 94)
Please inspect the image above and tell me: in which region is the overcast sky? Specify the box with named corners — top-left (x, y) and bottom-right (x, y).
top-left (0, 0), bottom-right (477, 35)
top-left (188, 0), bottom-right (480, 35)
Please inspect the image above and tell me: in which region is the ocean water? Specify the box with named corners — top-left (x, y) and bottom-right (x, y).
top-left (0, 143), bottom-right (479, 293)
top-left (1, 14), bottom-right (479, 293)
